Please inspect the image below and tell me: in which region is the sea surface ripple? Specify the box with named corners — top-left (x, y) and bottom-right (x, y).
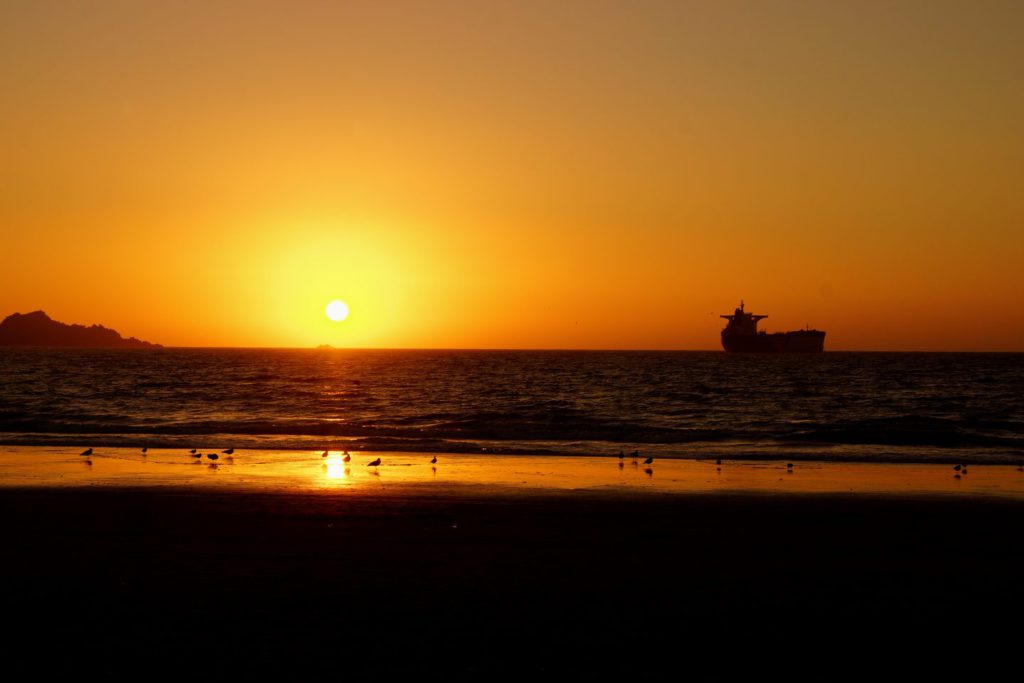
top-left (1, 349), bottom-right (1022, 463)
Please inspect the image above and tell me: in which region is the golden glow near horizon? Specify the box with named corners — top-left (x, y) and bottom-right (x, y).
top-left (1, 1), bottom-right (1022, 350)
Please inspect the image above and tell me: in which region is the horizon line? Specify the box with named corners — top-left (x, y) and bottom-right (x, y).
top-left (35, 345), bottom-right (1023, 353)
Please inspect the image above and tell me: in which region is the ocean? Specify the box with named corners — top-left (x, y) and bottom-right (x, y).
top-left (1, 348), bottom-right (1021, 463)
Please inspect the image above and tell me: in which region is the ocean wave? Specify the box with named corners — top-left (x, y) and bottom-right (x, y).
top-left (2, 349), bottom-right (1022, 461)
top-left (1, 414), bottom-right (1020, 451)
top-left (785, 415), bottom-right (1024, 448)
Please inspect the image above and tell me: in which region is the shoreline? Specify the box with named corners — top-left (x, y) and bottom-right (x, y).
top-left (1, 437), bottom-right (1021, 465)
top-left (3, 445), bottom-right (1024, 498)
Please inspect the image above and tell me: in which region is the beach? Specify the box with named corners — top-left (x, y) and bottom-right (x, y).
top-left (6, 0), bottom-right (1024, 677)
top-left (2, 447), bottom-right (1023, 678)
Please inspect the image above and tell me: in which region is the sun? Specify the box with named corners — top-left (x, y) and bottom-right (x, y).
top-left (326, 300), bottom-right (350, 322)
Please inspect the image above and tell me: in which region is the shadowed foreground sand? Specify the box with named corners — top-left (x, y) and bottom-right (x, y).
top-left (1, 484), bottom-right (1022, 678)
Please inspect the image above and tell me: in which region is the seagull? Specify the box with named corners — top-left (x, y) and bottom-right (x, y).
top-left (954, 464), bottom-right (962, 471)
top-left (191, 452), bottom-right (202, 459)
top-left (222, 448), bottom-right (234, 455)
top-left (643, 456), bottom-right (654, 465)
top-left (141, 447), bottom-right (148, 455)
top-left (342, 452), bottom-right (351, 463)
top-left (632, 450), bottom-right (639, 461)
top-left (787, 463), bottom-right (794, 470)
top-left (80, 448), bottom-right (93, 457)
top-left (207, 453), bottom-right (219, 461)
top-left (367, 458), bottom-right (381, 468)
top-left (716, 458), bottom-right (722, 465)
top-left (430, 456), bottom-right (437, 464)
top-left (618, 450), bottom-right (625, 460)
top-left (189, 448), bottom-right (197, 454)
top-left (321, 450), bottom-right (329, 458)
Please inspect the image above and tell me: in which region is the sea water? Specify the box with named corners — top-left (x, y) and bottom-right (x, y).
top-left (1, 349), bottom-right (1021, 463)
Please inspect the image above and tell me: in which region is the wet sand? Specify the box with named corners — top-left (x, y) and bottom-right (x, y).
top-left (3, 446), bottom-right (1024, 497)
top-left (2, 448), bottom-right (1023, 677)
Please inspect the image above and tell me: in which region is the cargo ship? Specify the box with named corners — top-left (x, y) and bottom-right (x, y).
top-left (720, 301), bottom-right (825, 352)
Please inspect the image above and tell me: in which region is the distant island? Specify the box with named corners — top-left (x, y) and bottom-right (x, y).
top-left (0, 311), bottom-right (161, 348)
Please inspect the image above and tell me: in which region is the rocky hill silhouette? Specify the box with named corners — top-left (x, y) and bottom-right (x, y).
top-left (0, 311), bottom-right (161, 348)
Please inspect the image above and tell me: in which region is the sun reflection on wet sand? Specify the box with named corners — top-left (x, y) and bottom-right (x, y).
top-left (323, 454), bottom-right (348, 481)
top-left (1, 446), bottom-right (1023, 498)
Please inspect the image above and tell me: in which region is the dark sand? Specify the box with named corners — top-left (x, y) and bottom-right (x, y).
top-left (1, 485), bottom-right (1022, 679)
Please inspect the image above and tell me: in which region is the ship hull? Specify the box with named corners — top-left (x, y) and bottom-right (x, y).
top-left (722, 330), bottom-right (825, 353)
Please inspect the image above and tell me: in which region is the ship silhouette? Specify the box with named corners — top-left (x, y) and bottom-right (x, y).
top-left (720, 301), bottom-right (825, 352)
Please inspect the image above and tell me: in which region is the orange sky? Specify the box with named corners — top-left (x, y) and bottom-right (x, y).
top-left (1, 1), bottom-right (1022, 350)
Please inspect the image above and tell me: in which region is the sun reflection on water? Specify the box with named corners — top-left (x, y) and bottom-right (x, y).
top-left (324, 454), bottom-right (348, 481)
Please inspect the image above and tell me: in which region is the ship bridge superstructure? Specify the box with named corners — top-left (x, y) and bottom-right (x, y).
top-left (720, 301), bottom-right (767, 336)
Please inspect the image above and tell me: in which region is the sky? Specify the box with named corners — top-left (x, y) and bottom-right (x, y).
top-left (1, 0), bottom-right (1022, 350)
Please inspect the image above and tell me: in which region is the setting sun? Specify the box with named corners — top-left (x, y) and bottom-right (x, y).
top-left (326, 300), bottom-right (350, 322)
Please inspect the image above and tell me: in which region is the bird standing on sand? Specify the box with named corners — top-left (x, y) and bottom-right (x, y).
top-left (141, 447), bottom-right (148, 455)
top-left (222, 448), bottom-right (234, 455)
top-left (321, 450), bottom-right (329, 458)
top-left (80, 448), bottom-right (93, 457)
top-left (191, 452), bottom-right (202, 459)
top-left (368, 458), bottom-right (381, 468)
top-left (189, 448), bottom-right (197, 454)
top-left (954, 464), bottom-right (962, 472)
top-left (643, 456), bottom-right (654, 465)
top-left (632, 450), bottom-right (639, 461)
top-left (207, 453), bottom-right (219, 461)
top-left (343, 452), bottom-right (351, 463)
top-left (430, 456), bottom-right (437, 464)
top-left (618, 450), bottom-right (625, 460)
